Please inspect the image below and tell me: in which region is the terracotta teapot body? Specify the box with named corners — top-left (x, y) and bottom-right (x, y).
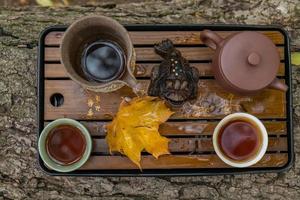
top-left (200, 30), bottom-right (288, 95)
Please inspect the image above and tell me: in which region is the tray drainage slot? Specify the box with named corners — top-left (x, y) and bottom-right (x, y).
top-left (50, 93), bottom-right (64, 107)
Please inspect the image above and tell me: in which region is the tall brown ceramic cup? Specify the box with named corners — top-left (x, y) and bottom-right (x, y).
top-left (61, 15), bottom-right (137, 93)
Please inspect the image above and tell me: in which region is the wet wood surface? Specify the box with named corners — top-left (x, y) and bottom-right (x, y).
top-left (44, 79), bottom-right (286, 120)
top-left (42, 29), bottom-right (289, 170)
top-left (44, 62), bottom-right (285, 78)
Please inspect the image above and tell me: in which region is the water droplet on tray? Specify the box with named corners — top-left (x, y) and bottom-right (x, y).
top-left (178, 124), bottom-right (207, 134)
top-left (136, 64), bottom-right (146, 76)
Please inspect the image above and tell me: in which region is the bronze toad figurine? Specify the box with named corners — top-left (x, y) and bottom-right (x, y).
top-left (148, 39), bottom-right (199, 107)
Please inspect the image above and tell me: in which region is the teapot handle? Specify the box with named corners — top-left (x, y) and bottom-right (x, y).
top-left (269, 78), bottom-right (288, 92)
top-left (200, 29), bottom-right (224, 50)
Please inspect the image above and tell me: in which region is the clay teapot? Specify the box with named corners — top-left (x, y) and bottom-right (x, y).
top-left (200, 30), bottom-right (288, 95)
top-left (61, 16), bottom-right (137, 93)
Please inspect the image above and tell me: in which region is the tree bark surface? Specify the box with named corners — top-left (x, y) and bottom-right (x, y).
top-left (0, 0), bottom-right (300, 199)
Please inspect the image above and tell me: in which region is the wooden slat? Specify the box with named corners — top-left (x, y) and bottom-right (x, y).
top-left (44, 46), bottom-right (285, 62)
top-left (93, 138), bottom-right (197, 153)
top-left (45, 121), bottom-right (286, 136)
top-left (44, 80), bottom-right (286, 120)
top-left (79, 153), bottom-right (288, 170)
top-left (158, 121), bottom-right (286, 136)
top-left (44, 31), bottom-right (284, 46)
top-left (45, 63), bottom-right (68, 78)
top-left (44, 62), bottom-right (285, 78)
top-left (92, 137), bottom-right (287, 153)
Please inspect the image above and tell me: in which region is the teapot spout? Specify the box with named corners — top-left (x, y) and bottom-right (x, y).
top-left (269, 78), bottom-right (288, 92)
top-left (122, 72), bottom-right (145, 96)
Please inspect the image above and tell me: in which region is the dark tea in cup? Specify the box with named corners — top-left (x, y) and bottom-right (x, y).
top-left (81, 41), bottom-right (125, 83)
top-left (218, 120), bottom-right (262, 162)
top-left (213, 113), bottom-right (268, 168)
top-left (46, 125), bottom-right (86, 165)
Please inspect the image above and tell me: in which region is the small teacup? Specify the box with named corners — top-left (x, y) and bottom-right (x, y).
top-left (38, 118), bottom-right (92, 172)
top-left (213, 113), bottom-right (268, 168)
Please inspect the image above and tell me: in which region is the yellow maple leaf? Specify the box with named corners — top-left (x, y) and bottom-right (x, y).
top-left (36, 0), bottom-right (54, 6)
top-left (106, 96), bottom-right (173, 169)
top-left (292, 52), bottom-right (300, 66)
top-left (36, 0), bottom-right (69, 7)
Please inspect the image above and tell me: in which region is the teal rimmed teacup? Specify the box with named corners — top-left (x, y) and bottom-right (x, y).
top-left (38, 118), bottom-right (92, 172)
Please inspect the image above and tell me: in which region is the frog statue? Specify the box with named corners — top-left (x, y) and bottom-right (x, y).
top-left (148, 39), bottom-right (199, 107)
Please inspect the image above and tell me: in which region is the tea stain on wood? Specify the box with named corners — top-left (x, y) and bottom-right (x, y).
top-left (44, 62), bottom-right (285, 78)
top-left (44, 80), bottom-right (286, 120)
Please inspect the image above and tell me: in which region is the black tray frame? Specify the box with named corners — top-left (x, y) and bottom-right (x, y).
top-left (37, 24), bottom-right (294, 176)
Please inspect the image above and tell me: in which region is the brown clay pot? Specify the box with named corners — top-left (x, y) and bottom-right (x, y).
top-left (60, 15), bottom-right (137, 93)
top-left (200, 29), bottom-right (288, 95)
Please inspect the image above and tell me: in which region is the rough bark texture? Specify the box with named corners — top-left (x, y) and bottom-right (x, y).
top-left (0, 0), bottom-right (300, 199)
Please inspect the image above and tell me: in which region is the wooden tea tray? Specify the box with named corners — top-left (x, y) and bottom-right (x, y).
top-left (38, 25), bottom-right (293, 176)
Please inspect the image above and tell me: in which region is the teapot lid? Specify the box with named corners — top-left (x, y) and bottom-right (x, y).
top-left (220, 31), bottom-right (280, 92)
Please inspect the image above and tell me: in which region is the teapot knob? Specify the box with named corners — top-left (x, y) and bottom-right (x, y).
top-left (247, 52), bottom-right (260, 66)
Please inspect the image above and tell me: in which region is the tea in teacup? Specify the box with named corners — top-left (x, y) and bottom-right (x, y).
top-left (213, 113), bottom-right (268, 167)
top-left (46, 125), bottom-right (86, 165)
top-left (38, 118), bottom-right (92, 172)
top-left (218, 120), bottom-right (262, 162)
